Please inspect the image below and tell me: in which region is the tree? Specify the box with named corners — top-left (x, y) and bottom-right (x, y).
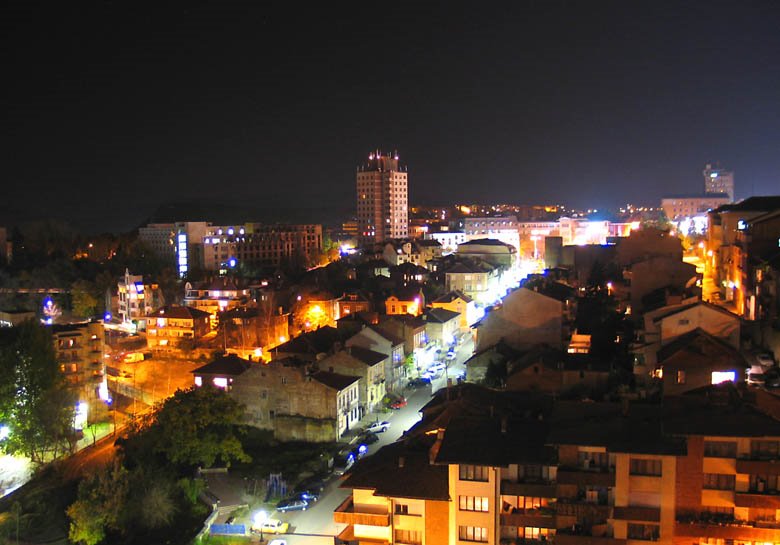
top-left (139, 386), bottom-right (250, 469)
top-left (67, 460), bottom-right (129, 545)
top-left (71, 279), bottom-right (99, 318)
top-left (0, 321), bottom-right (76, 464)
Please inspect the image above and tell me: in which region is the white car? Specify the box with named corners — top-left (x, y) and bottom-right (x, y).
top-left (268, 540), bottom-right (287, 545)
top-left (429, 362), bottom-right (446, 373)
top-left (365, 420), bottom-right (391, 433)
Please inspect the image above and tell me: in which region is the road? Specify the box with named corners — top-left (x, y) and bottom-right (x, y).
top-left (269, 336), bottom-right (475, 543)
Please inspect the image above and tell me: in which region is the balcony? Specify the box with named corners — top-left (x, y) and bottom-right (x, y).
top-left (502, 480), bottom-right (557, 497)
top-left (556, 527), bottom-right (625, 545)
top-left (501, 509), bottom-right (556, 528)
top-left (556, 501), bottom-right (611, 522)
top-left (333, 496), bottom-right (390, 527)
top-left (558, 468), bottom-right (615, 487)
top-left (612, 506), bottom-right (660, 522)
top-left (735, 491), bottom-right (780, 509)
top-left (675, 518), bottom-right (780, 541)
top-left (736, 458), bottom-right (780, 475)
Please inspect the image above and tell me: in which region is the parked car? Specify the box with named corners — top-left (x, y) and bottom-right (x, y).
top-left (333, 452), bottom-right (355, 475)
top-left (428, 362), bottom-right (446, 373)
top-left (268, 540), bottom-right (287, 545)
top-left (446, 350), bottom-right (456, 360)
top-left (276, 498), bottom-right (308, 512)
top-left (408, 377), bottom-right (431, 389)
top-left (389, 396), bottom-right (407, 410)
top-left (365, 420), bottom-right (391, 433)
top-left (357, 431), bottom-right (379, 445)
top-left (747, 371), bottom-right (766, 387)
top-left (295, 490), bottom-right (320, 502)
top-left (295, 474), bottom-right (327, 493)
top-left (253, 519), bottom-right (289, 534)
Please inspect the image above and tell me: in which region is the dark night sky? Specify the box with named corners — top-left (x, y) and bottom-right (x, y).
top-left (3, 1), bottom-right (780, 232)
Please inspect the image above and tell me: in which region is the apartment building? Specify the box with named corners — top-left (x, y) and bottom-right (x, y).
top-left (51, 322), bottom-right (108, 426)
top-left (335, 383), bottom-right (780, 545)
top-left (146, 305), bottom-right (210, 351)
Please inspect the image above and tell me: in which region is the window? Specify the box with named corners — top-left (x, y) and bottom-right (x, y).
top-left (704, 441), bottom-right (737, 458)
top-left (522, 527), bottom-right (554, 540)
top-left (458, 526), bottom-right (488, 542)
top-left (394, 529), bottom-right (421, 544)
top-left (752, 440), bottom-right (780, 459)
top-left (460, 464), bottom-right (489, 482)
top-left (459, 496), bottom-right (489, 512)
top-left (676, 370), bottom-right (686, 384)
top-left (703, 473), bottom-right (735, 490)
top-left (627, 523), bottom-right (660, 541)
top-left (750, 474), bottom-right (779, 493)
top-left (517, 496), bottom-right (550, 510)
top-left (395, 503), bottom-right (409, 515)
top-left (630, 458), bottom-right (662, 476)
top-left (578, 451), bottom-right (609, 469)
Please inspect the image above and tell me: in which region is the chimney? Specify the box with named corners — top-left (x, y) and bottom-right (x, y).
top-left (398, 456), bottom-right (405, 468)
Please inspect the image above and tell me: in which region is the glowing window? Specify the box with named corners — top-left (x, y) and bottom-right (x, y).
top-left (712, 371), bottom-right (736, 385)
top-left (213, 377), bottom-right (229, 389)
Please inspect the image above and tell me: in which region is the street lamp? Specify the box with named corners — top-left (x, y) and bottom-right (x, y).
top-left (253, 510), bottom-right (268, 541)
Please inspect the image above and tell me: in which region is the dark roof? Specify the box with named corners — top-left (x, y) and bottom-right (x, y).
top-left (432, 290), bottom-right (473, 304)
top-left (273, 326), bottom-right (346, 355)
top-left (714, 196), bottom-right (780, 213)
top-left (345, 346), bottom-right (387, 366)
top-left (416, 239), bottom-right (442, 247)
top-left (341, 438), bottom-right (450, 501)
top-left (147, 305), bottom-right (211, 319)
top-left (206, 276), bottom-right (242, 291)
top-left (423, 307), bottom-right (460, 323)
top-left (365, 325), bottom-right (404, 346)
top-left (192, 353), bottom-right (252, 376)
top-left (388, 285), bottom-right (424, 301)
top-left (657, 328), bottom-right (743, 365)
top-left (459, 238), bottom-right (513, 247)
top-left (310, 370), bottom-right (359, 391)
top-left (651, 301), bottom-right (738, 323)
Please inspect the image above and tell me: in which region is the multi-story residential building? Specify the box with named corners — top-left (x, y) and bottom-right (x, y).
top-left (356, 151), bottom-right (409, 244)
top-left (661, 193), bottom-right (731, 220)
top-left (230, 356), bottom-right (361, 441)
top-left (457, 239), bottom-right (518, 269)
top-left (138, 222), bottom-right (176, 262)
top-left (422, 307), bottom-right (461, 347)
top-left (383, 241), bottom-right (424, 267)
top-left (335, 383), bottom-right (780, 545)
top-left (431, 290), bottom-right (479, 333)
top-left (707, 196), bottom-right (780, 309)
top-left (138, 221), bottom-right (211, 277)
top-left (320, 346), bottom-right (388, 415)
top-left (52, 322), bottom-right (107, 426)
top-left (117, 269), bottom-right (164, 330)
top-left (445, 261), bottom-right (500, 305)
top-left (703, 162), bottom-right (735, 202)
top-left (347, 326), bottom-right (406, 394)
top-left (183, 277), bottom-right (250, 328)
top-left (201, 223), bottom-right (323, 271)
top-left (146, 305), bottom-right (211, 351)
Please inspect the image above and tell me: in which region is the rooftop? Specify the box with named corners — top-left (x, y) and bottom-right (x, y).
top-left (192, 353), bottom-right (252, 376)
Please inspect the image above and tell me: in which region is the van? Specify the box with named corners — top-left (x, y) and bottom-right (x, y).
top-left (123, 352), bottom-right (144, 363)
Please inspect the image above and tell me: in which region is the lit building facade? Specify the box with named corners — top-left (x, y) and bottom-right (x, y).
top-left (146, 305), bottom-right (211, 351)
top-left (661, 194), bottom-right (730, 220)
top-left (52, 322), bottom-right (108, 426)
top-left (357, 151), bottom-right (409, 244)
top-left (703, 163), bottom-right (735, 202)
top-left (117, 269), bottom-right (163, 330)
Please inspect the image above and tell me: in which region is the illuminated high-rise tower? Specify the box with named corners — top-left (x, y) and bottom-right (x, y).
top-left (356, 150), bottom-right (409, 244)
top-left (703, 162), bottom-right (735, 202)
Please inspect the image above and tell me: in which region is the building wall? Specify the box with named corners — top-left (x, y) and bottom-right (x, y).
top-left (357, 152), bottom-right (409, 244)
top-left (53, 322), bottom-right (107, 423)
top-left (476, 288), bottom-right (563, 351)
top-left (659, 305), bottom-right (740, 348)
top-left (629, 257), bottom-right (697, 313)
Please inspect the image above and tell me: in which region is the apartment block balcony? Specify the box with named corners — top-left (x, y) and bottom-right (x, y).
top-left (501, 480), bottom-right (557, 498)
top-left (735, 458), bottom-right (780, 475)
top-left (734, 491), bottom-right (780, 509)
top-left (675, 517), bottom-right (780, 542)
top-left (501, 508), bottom-right (556, 528)
top-left (556, 500), bottom-right (611, 522)
top-left (333, 496), bottom-right (391, 527)
top-left (612, 506), bottom-right (661, 523)
top-left (558, 467), bottom-right (615, 487)
top-left (556, 526), bottom-right (624, 545)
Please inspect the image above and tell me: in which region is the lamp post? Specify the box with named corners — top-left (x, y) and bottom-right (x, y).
top-left (252, 510), bottom-right (268, 542)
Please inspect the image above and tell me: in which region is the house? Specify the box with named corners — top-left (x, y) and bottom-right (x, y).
top-left (184, 277), bottom-right (250, 329)
top-left (475, 287), bottom-right (571, 351)
top-left (382, 240), bottom-right (423, 267)
top-left (192, 353), bottom-right (252, 391)
top-left (416, 238), bottom-right (444, 266)
top-left (632, 301), bottom-right (741, 379)
top-left (627, 255), bottom-right (698, 314)
top-left (505, 345), bottom-right (611, 396)
top-left (422, 307), bottom-right (461, 347)
top-left (271, 326), bottom-right (346, 361)
top-left (389, 262), bottom-right (430, 285)
top-left (444, 260), bottom-right (500, 304)
top-left (335, 290), bottom-right (372, 318)
top-left (347, 326), bottom-right (406, 394)
top-left (146, 305), bottom-right (211, 351)
top-left (385, 285), bottom-right (425, 316)
top-left (219, 305), bottom-right (290, 361)
top-left (375, 314), bottom-right (428, 358)
top-left (656, 329), bottom-right (746, 396)
top-left (230, 356), bottom-right (361, 442)
top-left (319, 346), bottom-right (388, 414)
top-left (431, 290), bottom-right (479, 333)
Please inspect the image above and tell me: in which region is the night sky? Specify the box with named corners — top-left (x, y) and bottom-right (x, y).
top-left (3, 1), bottom-right (780, 232)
